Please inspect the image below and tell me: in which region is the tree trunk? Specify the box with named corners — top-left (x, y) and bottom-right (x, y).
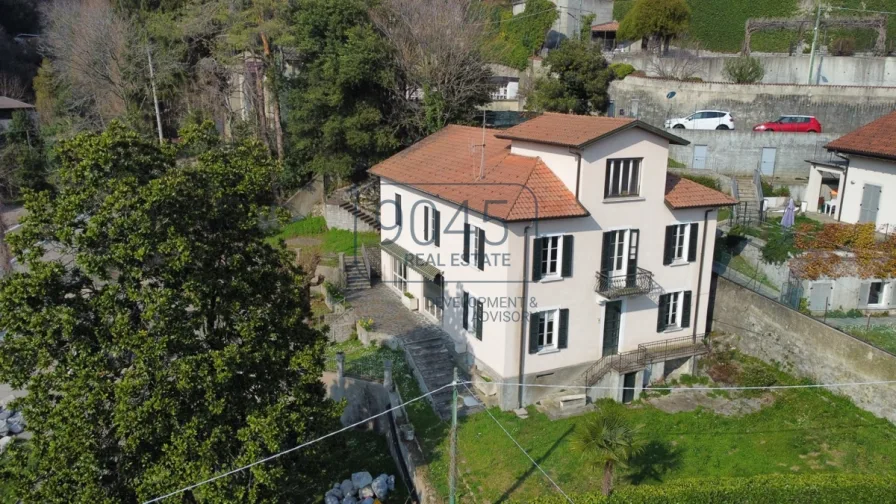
top-left (602, 461), bottom-right (614, 496)
top-left (259, 31), bottom-right (284, 162)
top-left (0, 200), bottom-right (13, 276)
top-left (253, 57), bottom-right (270, 150)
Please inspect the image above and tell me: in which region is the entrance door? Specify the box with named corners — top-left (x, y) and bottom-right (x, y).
top-left (622, 372), bottom-right (636, 404)
top-left (693, 145), bottom-right (708, 169)
top-left (859, 184), bottom-right (882, 225)
top-left (602, 301), bottom-right (622, 356)
top-left (608, 231), bottom-right (627, 279)
top-left (760, 147), bottom-right (777, 176)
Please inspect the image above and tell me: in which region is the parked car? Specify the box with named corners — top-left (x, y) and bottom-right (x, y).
top-left (753, 115), bottom-right (822, 133)
top-left (665, 110), bottom-right (735, 130)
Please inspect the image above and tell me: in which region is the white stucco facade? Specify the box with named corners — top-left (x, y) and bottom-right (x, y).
top-left (377, 126), bottom-right (723, 407)
top-left (807, 154), bottom-right (896, 233)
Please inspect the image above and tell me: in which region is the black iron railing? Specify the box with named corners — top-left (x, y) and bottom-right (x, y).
top-left (595, 268), bottom-right (653, 298)
top-left (583, 334), bottom-right (710, 387)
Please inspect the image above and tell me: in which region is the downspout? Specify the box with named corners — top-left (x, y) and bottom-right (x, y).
top-left (518, 223), bottom-right (532, 409)
top-left (836, 154), bottom-right (849, 222)
top-left (569, 148), bottom-right (583, 199)
top-left (692, 208), bottom-right (713, 344)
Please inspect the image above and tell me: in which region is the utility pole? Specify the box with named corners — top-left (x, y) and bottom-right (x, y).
top-left (146, 42), bottom-right (164, 144)
top-left (807, 1), bottom-right (823, 85)
top-left (449, 367), bottom-right (458, 504)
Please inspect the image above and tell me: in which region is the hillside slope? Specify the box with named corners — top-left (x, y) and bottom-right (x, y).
top-left (614, 0), bottom-right (896, 53)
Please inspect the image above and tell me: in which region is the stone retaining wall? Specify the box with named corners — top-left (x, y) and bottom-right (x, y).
top-left (712, 276), bottom-right (896, 423)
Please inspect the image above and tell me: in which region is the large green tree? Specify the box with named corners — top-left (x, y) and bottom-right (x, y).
top-left (0, 110), bottom-right (50, 197)
top-left (483, 0), bottom-right (559, 70)
top-left (618, 0), bottom-right (691, 54)
top-left (281, 0), bottom-right (399, 183)
top-left (526, 38), bottom-right (614, 115)
top-left (0, 123), bottom-right (340, 503)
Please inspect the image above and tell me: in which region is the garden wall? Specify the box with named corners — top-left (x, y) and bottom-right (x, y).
top-left (711, 277), bottom-right (896, 423)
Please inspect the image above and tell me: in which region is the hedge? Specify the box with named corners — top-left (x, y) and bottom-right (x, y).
top-left (517, 474), bottom-right (896, 503)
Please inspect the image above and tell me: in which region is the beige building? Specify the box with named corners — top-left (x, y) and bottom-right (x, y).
top-left (806, 110), bottom-right (896, 233)
top-left (370, 113), bottom-right (735, 409)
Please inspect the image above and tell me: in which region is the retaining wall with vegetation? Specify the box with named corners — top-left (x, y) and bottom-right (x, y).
top-left (711, 276), bottom-right (896, 423)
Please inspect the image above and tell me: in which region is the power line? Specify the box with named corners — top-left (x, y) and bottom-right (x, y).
top-left (464, 379), bottom-right (896, 391)
top-left (460, 382), bottom-right (575, 504)
top-left (141, 382), bottom-right (454, 504)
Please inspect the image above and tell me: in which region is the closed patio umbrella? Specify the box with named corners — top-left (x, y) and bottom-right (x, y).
top-left (781, 198), bottom-right (796, 229)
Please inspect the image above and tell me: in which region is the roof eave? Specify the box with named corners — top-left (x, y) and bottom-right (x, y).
top-left (665, 200), bottom-right (737, 210)
top-left (578, 121), bottom-right (690, 149)
top-left (826, 147), bottom-right (896, 163)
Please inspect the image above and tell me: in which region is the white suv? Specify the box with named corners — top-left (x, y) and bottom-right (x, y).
top-left (665, 110), bottom-right (735, 130)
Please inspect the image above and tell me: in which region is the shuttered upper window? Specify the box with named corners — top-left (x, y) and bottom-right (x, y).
top-left (532, 235), bottom-right (574, 281)
top-left (605, 158), bottom-right (642, 198)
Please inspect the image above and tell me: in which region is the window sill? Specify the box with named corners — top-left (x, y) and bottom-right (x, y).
top-left (663, 326), bottom-right (687, 334)
top-left (603, 196), bottom-right (645, 204)
top-left (537, 347), bottom-right (560, 356)
top-left (669, 261), bottom-right (691, 267)
top-left (539, 276), bottom-right (563, 284)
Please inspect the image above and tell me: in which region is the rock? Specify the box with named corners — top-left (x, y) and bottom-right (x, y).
top-left (0, 423), bottom-right (8, 437)
top-left (387, 475), bottom-right (395, 491)
top-left (341, 496), bottom-right (357, 504)
top-left (351, 472), bottom-right (372, 490)
top-left (0, 436), bottom-right (11, 454)
top-left (371, 474), bottom-right (389, 500)
top-left (7, 423), bottom-right (22, 435)
top-left (359, 485), bottom-right (374, 499)
top-left (360, 498), bottom-right (374, 504)
top-left (340, 479), bottom-right (354, 496)
top-left (327, 486), bottom-right (343, 500)
top-left (0, 409), bottom-right (10, 421)
top-left (7, 412), bottom-right (24, 426)
top-left (325, 494), bottom-right (340, 504)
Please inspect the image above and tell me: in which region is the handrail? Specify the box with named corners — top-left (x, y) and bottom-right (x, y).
top-left (360, 244), bottom-right (372, 282)
top-left (583, 334), bottom-right (710, 387)
top-left (753, 168), bottom-right (764, 203)
top-left (595, 267), bottom-right (653, 298)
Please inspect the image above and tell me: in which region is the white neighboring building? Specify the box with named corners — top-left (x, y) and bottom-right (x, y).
top-left (806, 110), bottom-right (896, 233)
top-left (369, 113), bottom-right (735, 409)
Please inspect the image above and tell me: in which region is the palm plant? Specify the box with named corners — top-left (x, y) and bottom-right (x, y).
top-left (571, 408), bottom-right (645, 496)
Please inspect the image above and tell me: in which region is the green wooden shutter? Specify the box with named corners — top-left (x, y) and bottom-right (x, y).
top-left (462, 291), bottom-right (469, 330)
top-left (604, 160), bottom-right (612, 198)
top-left (626, 229), bottom-right (639, 280)
top-left (463, 223), bottom-right (470, 263)
top-left (663, 225), bottom-right (675, 265)
top-left (434, 210), bottom-right (441, 247)
top-left (528, 312), bottom-right (540, 354)
top-left (657, 294), bottom-right (669, 332)
top-left (558, 309), bottom-right (569, 349)
top-left (681, 291), bottom-right (692, 328)
top-left (561, 235), bottom-right (574, 277)
top-left (475, 299), bottom-right (484, 340)
top-left (424, 206), bottom-right (430, 242)
top-left (396, 194), bottom-right (402, 226)
top-left (688, 223), bottom-right (699, 262)
top-left (532, 237), bottom-right (544, 281)
top-left (477, 228), bottom-right (486, 271)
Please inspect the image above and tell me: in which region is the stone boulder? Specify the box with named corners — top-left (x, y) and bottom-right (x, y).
top-left (350, 471), bottom-right (372, 490)
top-left (371, 474), bottom-right (389, 500)
top-left (341, 496), bottom-right (357, 504)
top-left (340, 479), bottom-right (354, 497)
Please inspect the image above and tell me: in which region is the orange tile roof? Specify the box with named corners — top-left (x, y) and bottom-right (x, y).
top-left (825, 110), bottom-right (896, 160)
top-left (591, 21), bottom-right (619, 32)
top-left (664, 174), bottom-right (738, 209)
top-left (494, 113), bottom-right (689, 148)
top-left (369, 125), bottom-right (588, 222)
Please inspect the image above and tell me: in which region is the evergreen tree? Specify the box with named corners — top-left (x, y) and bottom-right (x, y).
top-left (526, 39), bottom-right (614, 115)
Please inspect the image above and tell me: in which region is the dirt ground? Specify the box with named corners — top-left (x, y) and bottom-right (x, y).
top-left (646, 389), bottom-right (776, 416)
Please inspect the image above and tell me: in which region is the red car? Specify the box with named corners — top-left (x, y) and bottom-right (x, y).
top-left (753, 115), bottom-right (822, 133)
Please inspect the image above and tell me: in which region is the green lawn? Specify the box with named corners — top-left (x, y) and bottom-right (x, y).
top-left (268, 216), bottom-right (380, 255)
top-left (726, 255), bottom-right (780, 292)
top-left (840, 324), bottom-right (896, 355)
top-left (429, 352), bottom-right (896, 502)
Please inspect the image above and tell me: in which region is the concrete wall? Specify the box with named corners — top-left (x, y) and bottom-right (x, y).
top-left (515, 0), bottom-right (614, 39)
top-left (667, 129), bottom-right (836, 178)
top-left (712, 277), bottom-right (896, 423)
top-left (610, 76), bottom-right (896, 136)
top-left (840, 155), bottom-right (896, 232)
top-left (325, 202), bottom-right (378, 233)
top-left (283, 176), bottom-right (324, 218)
top-left (612, 54), bottom-right (896, 87)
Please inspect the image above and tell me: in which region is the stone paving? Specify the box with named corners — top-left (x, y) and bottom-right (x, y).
top-left (346, 282), bottom-right (479, 419)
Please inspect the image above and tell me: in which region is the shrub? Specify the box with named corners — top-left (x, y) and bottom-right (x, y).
top-left (829, 37), bottom-right (856, 56)
top-left (609, 62), bottom-right (636, 80)
top-left (667, 157), bottom-right (686, 168)
top-left (740, 362), bottom-right (778, 389)
top-left (722, 56), bottom-right (765, 84)
top-left (760, 229), bottom-right (796, 264)
top-left (679, 173), bottom-right (719, 191)
top-left (358, 317), bottom-right (374, 331)
top-left (403, 291), bottom-right (414, 299)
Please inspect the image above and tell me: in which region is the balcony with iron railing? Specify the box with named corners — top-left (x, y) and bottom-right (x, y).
top-left (594, 268), bottom-right (654, 298)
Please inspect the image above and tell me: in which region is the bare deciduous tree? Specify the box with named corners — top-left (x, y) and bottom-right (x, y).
top-left (41, 0), bottom-right (134, 126)
top-left (0, 73), bottom-right (27, 100)
top-left (646, 36), bottom-right (705, 81)
top-left (371, 0), bottom-right (493, 137)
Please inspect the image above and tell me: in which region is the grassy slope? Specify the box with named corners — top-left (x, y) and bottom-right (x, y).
top-left (435, 356), bottom-right (896, 502)
top-left (614, 0), bottom-right (896, 53)
top-left (267, 216), bottom-right (380, 254)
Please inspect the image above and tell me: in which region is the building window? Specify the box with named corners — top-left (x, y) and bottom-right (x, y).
top-left (869, 281), bottom-right (884, 305)
top-left (664, 223), bottom-right (699, 265)
top-left (672, 225), bottom-right (687, 261)
top-left (462, 291), bottom-right (484, 340)
top-left (605, 159), bottom-right (641, 198)
top-left (657, 291), bottom-right (692, 332)
top-left (392, 256), bottom-right (407, 293)
top-left (541, 236), bottom-right (560, 277)
top-left (610, 231), bottom-right (626, 271)
top-left (537, 309), bottom-right (557, 350)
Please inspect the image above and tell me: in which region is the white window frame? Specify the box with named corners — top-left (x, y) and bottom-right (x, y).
top-left (429, 206), bottom-right (437, 242)
top-left (539, 234), bottom-right (564, 279)
top-left (469, 224), bottom-right (482, 268)
top-left (606, 159), bottom-right (641, 198)
top-left (671, 223), bottom-right (691, 263)
top-left (868, 281), bottom-right (886, 306)
top-left (466, 291), bottom-right (479, 335)
top-left (536, 308), bottom-right (559, 352)
top-left (609, 229), bottom-right (629, 274)
top-left (665, 291), bottom-right (684, 329)
top-left (392, 256), bottom-right (408, 294)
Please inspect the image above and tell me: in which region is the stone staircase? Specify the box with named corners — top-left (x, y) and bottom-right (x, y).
top-left (339, 201), bottom-right (381, 232)
top-left (344, 256), bottom-right (371, 294)
top-left (735, 176), bottom-right (757, 204)
top-left (400, 325), bottom-right (482, 419)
